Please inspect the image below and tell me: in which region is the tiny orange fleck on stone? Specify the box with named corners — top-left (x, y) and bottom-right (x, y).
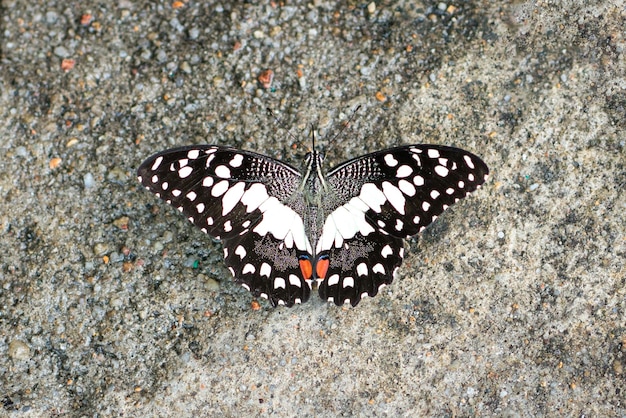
top-left (61, 59), bottom-right (76, 71)
top-left (80, 14), bottom-right (93, 26)
top-left (103, 255), bottom-right (110, 264)
top-left (49, 157), bottom-right (62, 169)
top-left (375, 91), bottom-right (387, 102)
top-left (172, 1), bottom-right (184, 9)
top-left (251, 300), bottom-right (261, 310)
top-left (258, 69), bottom-right (274, 89)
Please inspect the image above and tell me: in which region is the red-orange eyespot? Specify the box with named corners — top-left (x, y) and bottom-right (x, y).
top-left (299, 259), bottom-right (313, 280)
top-left (315, 258), bottom-right (330, 280)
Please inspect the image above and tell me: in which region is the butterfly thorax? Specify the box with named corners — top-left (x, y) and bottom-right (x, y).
top-left (299, 150), bottom-right (329, 255)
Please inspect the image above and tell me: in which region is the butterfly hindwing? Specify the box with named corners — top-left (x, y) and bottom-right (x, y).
top-left (318, 232), bottom-right (404, 306)
top-left (318, 145), bottom-right (489, 305)
top-left (137, 145), bottom-right (312, 306)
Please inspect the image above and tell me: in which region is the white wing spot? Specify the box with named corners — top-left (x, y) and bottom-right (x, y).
top-left (328, 274), bottom-right (340, 286)
top-left (422, 201), bottom-right (431, 212)
top-left (242, 220), bottom-right (251, 228)
top-left (178, 159), bottom-right (189, 167)
top-left (186, 191), bottom-right (197, 201)
top-left (241, 183), bottom-right (270, 213)
top-left (274, 277), bottom-right (286, 289)
top-left (161, 182), bottom-right (168, 190)
top-left (435, 165), bottom-right (449, 177)
top-left (260, 263), bottom-right (272, 277)
top-left (229, 154), bottom-right (244, 167)
top-left (381, 182), bottom-right (406, 215)
top-left (411, 154), bottom-right (422, 166)
top-left (395, 218), bottom-right (404, 231)
top-left (373, 263), bottom-right (385, 274)
top-left (211, 180), bottom-right (229, 197)
top-left (151, 175), bottom-right (159, 183)
top-left (224, 220), bottom-right (232, 232)
top-left (464, 155), bottom-right (475, 169)
top-left (381, 244), bottom-right (393, 258)
top-left (377, 220), bottom-right (386, 228)
top-left (289, 274), bottom-right (301, 287)
top-left (468, 173), bottom-right (475, 182)
top-left (178, 166), bottom-right (193, 178)
top-left (396, 165), bottom-right (413, 178)
top-left (443, 204), bottom-right (449, 210)
top-left (427, 149), bottom-right (440, 159)
top-left (343, 277), bottom-right (355, 288)
top-left (202, 176), bottom-right (214, 187)
top-left (187, 149), bottom-right (200, 159)
top-left (151, 156), bottom-right (164, 170)
top-left (228, 267), bottom-right (235, 277)
top-left (172, 189), bottom-right (181, 197)
top-left (413, 215), bottom-right (420, 224)
top-left (188, 217), bottom-right (194, 223)
top-left (221, 181), bottom-right (246, 216)
top-left (438, 158), bottom-right (448, 167)
top-left (205, 154), bottom-right (215, 167)
top-left (235, 245), bottom-right (247, 259)
top-left (196, 203), bottom-right (205, 213)
top-left (356, 262), bottom-right (368, 276)
top-left (458, 180), bottom-right (465, 189)
top-left (446, 187), bottom-right (455, 195)
top-left (359, 183), bottom-right (387, 213)
top-left (214, 165), bottom-right (231, 179)
top-left (242, 263), bottom-right (255, 274)
top-left (430, 190), bottom-right (440, 200)
top-left (241, 283), bottom-right (251, 291)
top-left (384, 154), bottom-right (398, 167)
top-left (398, 179), bottom-right (416, 196)
top-left (207, 216), bottom-right (214, 225)
top-left (413, 175), bottom-right (425, 186)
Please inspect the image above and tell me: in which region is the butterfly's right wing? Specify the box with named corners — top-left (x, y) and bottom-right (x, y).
top-left (318, 145), bottom-right (489, 306)
top-left (137, 145), bottom-right (312, 306)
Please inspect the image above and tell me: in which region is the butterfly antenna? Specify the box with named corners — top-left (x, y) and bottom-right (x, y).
top-left (325, 105), bottom-right (362, 154)
top-left (310, 124), bottom-right (316, 152)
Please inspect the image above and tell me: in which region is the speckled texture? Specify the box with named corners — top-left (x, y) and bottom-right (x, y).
top-left (1, 0), bottom-right (624, 416)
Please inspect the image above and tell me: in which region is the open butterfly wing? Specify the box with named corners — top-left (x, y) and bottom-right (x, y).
top-left (318, 145), bottom-right (489, 306)
top-left (137, 145), bottom-right (312, 306)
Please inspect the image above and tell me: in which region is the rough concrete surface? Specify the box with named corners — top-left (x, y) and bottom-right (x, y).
top-left (1, 0), bottom-right (625, 416)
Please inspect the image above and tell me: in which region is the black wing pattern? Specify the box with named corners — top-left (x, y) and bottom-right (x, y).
top-left (318, 145), bottom-right (489, 306)
top-left (137, 145), bottom-right (312, 306)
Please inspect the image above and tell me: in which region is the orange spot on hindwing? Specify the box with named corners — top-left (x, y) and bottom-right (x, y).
top-left (298, 256), bottom-right (313, 280)
top-left (315, 254), bottom-right (330, 280)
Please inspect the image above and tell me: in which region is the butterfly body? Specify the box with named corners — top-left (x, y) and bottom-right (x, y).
top-left (138, 143), bottom-right (488, 307)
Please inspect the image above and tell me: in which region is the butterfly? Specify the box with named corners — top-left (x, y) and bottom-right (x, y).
top-left (137, 140), bottom-right (488, 307)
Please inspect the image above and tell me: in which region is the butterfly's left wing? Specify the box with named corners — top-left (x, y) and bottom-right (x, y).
top-left (318, 145), bottom-right (489, 306)
top-left (137, 145), bottom-right (313, 307)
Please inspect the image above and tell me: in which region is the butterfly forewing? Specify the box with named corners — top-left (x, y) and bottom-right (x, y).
top-left (137, 145), bottom-right (312, 306)
top-left (319, 145), bottom-right (489, 305)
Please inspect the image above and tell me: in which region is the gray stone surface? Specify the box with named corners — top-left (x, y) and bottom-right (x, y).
top-left (1, 0), bottom-right (624, 416)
